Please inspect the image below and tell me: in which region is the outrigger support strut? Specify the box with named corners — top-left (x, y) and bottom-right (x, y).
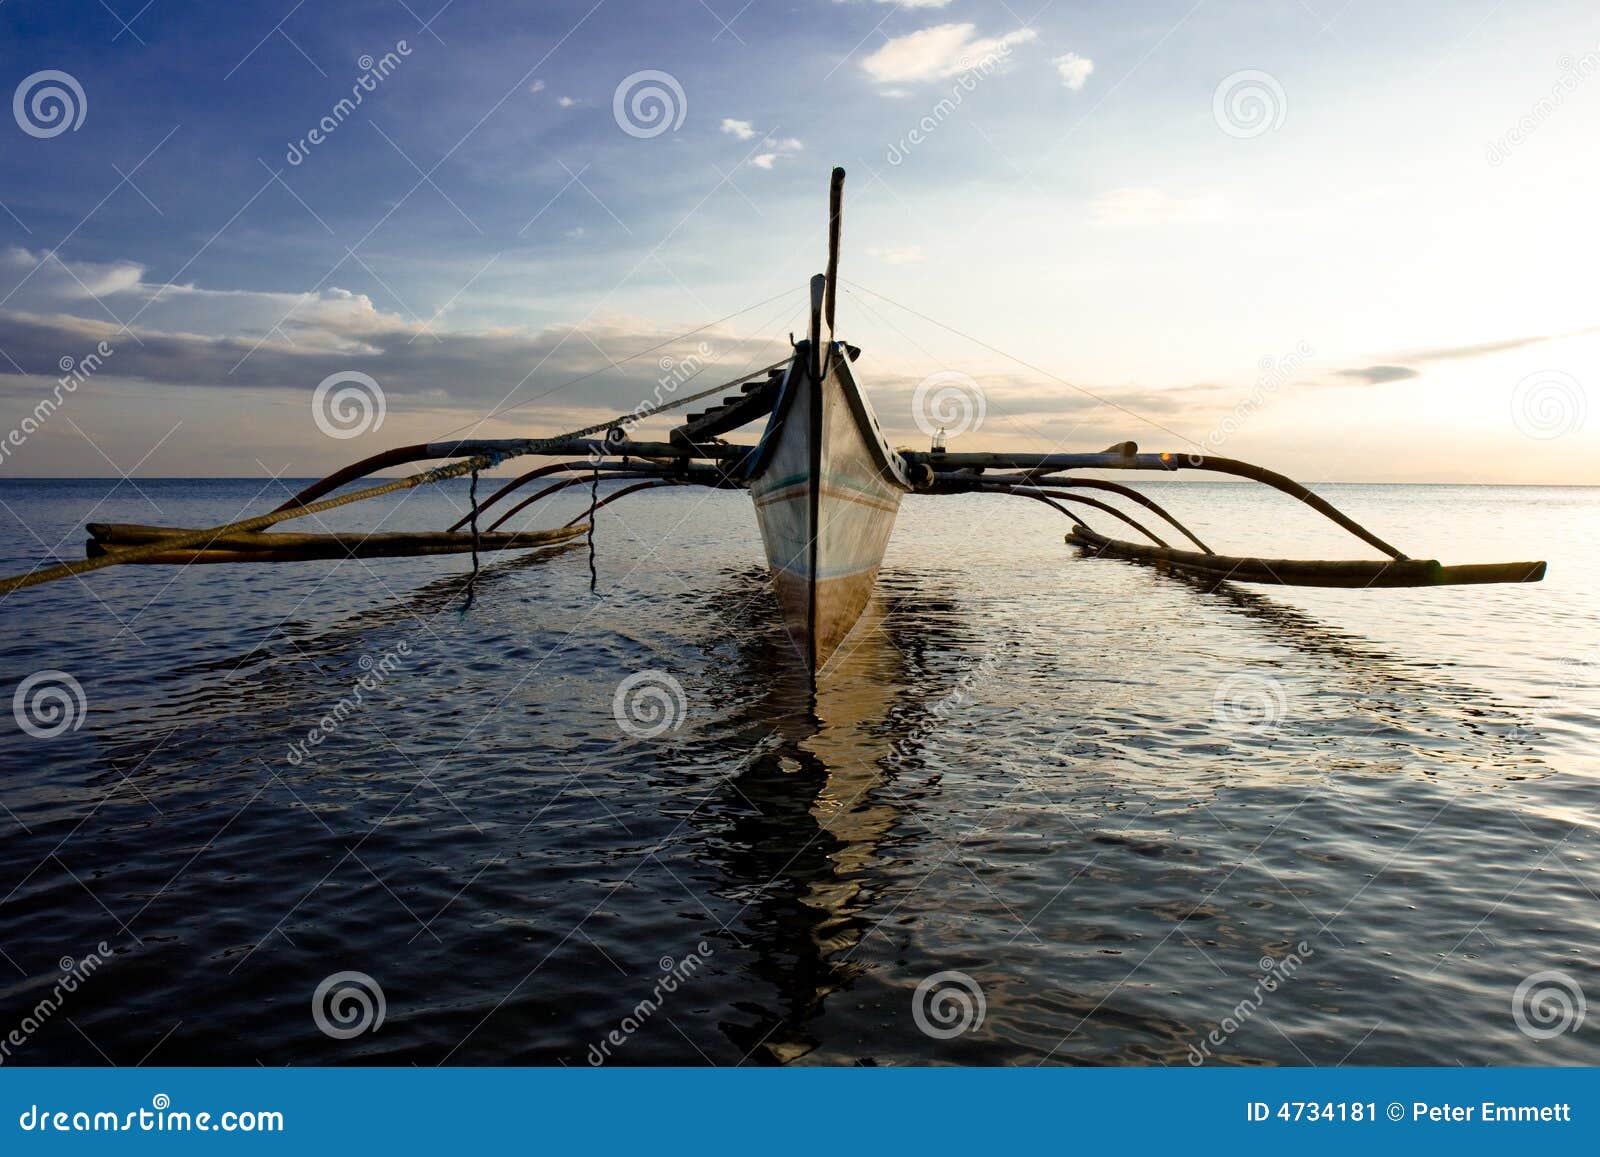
top-left (904, 449), bottom-right (1408, 561)
top-left (982, 485), bottom-right (1173, 549)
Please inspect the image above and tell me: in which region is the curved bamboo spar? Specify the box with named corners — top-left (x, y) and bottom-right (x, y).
top-left (913, 451), bottom-right (1407, 560)
top-left (447, 461), bottom-right (646, 533)
top-left (985, 485), bottom-right (1171, 548)
top-left (561, 480), bottom-right (681, 528)
top-left (446, 461), bottom-right (589, 531)
top-left (1182, 454), bottom-right (1405, 559)
top-left (271, 444), bottom-right (435, 513)
top-left (486, 471), bottom-right (669, 532)
top-left (1022, 480), bottom-right (1213, 553)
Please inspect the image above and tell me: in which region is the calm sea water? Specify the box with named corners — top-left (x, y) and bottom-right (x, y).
top-left (0, 477), bottom-right (1595, 1066)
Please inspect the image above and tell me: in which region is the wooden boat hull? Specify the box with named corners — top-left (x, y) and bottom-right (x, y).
top-left (749, 347), bottom-right (910, 671)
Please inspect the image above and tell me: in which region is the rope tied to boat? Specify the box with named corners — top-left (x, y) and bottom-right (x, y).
top-left (586, 458), bottom-right (600, 595)
top-left (461, 463), bottom-right (482, 615)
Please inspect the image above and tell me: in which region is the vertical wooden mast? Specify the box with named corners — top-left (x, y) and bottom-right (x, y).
top-left (822, 166), bottom-right (845, 372)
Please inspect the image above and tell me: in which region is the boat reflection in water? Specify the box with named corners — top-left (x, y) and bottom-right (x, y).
top-left (692, 572), bottom-right (965, 1063)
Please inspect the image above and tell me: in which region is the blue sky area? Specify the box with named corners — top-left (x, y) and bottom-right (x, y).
top-left (1, 0), bottom-right (1597, 479)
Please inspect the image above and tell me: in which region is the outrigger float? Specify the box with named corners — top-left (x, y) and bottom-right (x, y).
top-left (0, 169), bottom-right (1546, 672)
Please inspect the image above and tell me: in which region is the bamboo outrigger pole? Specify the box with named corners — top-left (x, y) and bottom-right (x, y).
top-left (1067, 524), bottom-right (1546, 588)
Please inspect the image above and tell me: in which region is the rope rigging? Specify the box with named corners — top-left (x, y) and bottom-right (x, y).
top-left (428, 285), bottom-right (805, 441)
top-left (586, 459), bottom-right (600, 596)
top-left (841, 279), bottom-right (1202, 450)
top-left (461, 463), bottom-right (482, 614)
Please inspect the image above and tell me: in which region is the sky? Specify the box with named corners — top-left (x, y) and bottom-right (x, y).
top-left (1, 0), bottom-right (1597, 481)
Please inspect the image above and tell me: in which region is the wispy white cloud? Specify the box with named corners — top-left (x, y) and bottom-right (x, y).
top-left (861, 23), bottom-right (1036, 85)
top-left (528, 78), bottom-right (546, 94)
top-left (749, 136), bottom-right (802, 170)
top-left (720, 117), bottom-right (756, 140)
top-left (866, 245), bottom-right (925, 265)
top-left (1090, 187), bottom-right (1225, 229)
top-left (1052, 52), bottom-right (1094, 91)
top-left (558, 95), bottom-right (577, 108)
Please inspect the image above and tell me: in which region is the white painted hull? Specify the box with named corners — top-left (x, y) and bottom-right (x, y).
top-left (749, 348), bottom-right (909, 672)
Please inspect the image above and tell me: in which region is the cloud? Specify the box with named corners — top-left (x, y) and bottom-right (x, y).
top-left (1, 247), bottom-right (394, 349)
top-left (749, 136), bottom-right (802, 170)
top-left (1052, 52), bottom-right (1094, 91)
top-left (1090, 188), bottom-right (1224, 229)
top-left (0, 307), bottom-right (791, 418)
top-left (861, 23), bottom-right (1036, 85)
top-left (866, 245), bottom-right (924, 265)
top-left (1397, 329), bottom-right (1600, 365)
top-left (528, 79), bottom-right (546, 94)
top-left (3, 246), bottom-right (145, 300)
top-left (720, 117), bottom-right (755, 140)
top-left (1337, 365), bottom-right (1421, 385)
top-left (558, 96), bottom-right (577, 108)
top-left (1327, 325), bottom-right (1600, 386)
